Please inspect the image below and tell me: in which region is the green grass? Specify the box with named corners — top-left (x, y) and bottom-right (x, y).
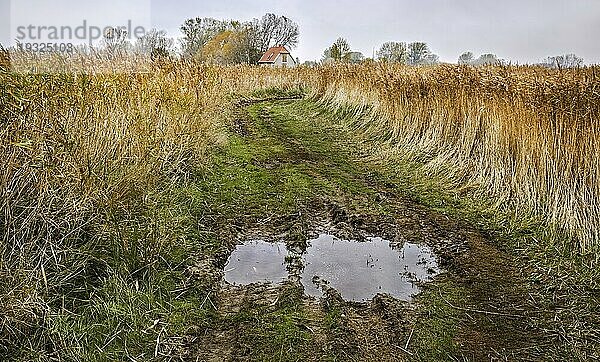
top-left (411, 280), bottom-right (463, 361)
top-left (224, 286), bottom-right (313, 361)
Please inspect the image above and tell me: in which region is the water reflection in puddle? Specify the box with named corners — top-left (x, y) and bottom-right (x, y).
top-left (224, 240), bottom-right (288, 285)
top-left (302, 234), bottom-right (439, 301)
top-left (224, 234), bottom-right (440, 302)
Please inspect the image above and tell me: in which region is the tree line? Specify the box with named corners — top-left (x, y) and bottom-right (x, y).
top-left (179, 14), bottom-right (298, 64)
top-left (94, 13), bottom-right (299, 64)
top-left (320, 38), bottom-right (585, 68)
top-left (320, 38), bottom-right (440, 65)
top-left (456, 51), bottom-right (584, 68)
top-left (8, 12), bottom-right (585, 68)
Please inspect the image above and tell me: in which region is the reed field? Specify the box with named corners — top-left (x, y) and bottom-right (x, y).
top-left (1, 54), bottom-right (599, 359)
top-left (311, 64), bottom-right (600, 251)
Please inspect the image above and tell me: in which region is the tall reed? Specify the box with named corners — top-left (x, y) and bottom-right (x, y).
top-left (308, 63), bottom-right (600, 252)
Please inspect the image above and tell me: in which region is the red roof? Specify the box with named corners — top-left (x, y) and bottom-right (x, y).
top-left (258, 45), bottom-right (291, 63)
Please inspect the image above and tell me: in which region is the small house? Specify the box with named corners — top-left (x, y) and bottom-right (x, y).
top-left (258, 45), bottom-right (297, 68)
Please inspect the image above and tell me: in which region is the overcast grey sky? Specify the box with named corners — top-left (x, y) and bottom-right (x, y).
top-left (3, 0), bottom-right (600, 64)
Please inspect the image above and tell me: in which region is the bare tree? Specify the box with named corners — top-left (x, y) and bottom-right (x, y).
top-left (180, 17), bottom-right (228, 57)
top-left (407, 42), bottom-right (431, 65)
top-left (252, 14), bottom-right (299, 56)
top-left (322, 37), bottom-right (351, 63)
top-left (543, 54), bottom-right (583, 68)
top-left (135, 29), bottom-right (175, 59)
top-left (425, 53), bottom-right (440, 65)
top-left (473, 53), bottom-right (500, 66)
top-left (377, 42), bottom-right (408, 63)
top-left (458, 51), bottom-right (474, 65)
top-left (348, 51), bottom-right (365, 63)
top-left (102, 27), bottom-right (131, 56)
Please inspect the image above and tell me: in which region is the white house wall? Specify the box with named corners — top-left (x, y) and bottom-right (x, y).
top-left (269, 53), bottom-right (297, 68)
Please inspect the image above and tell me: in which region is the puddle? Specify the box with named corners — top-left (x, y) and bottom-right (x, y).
top-left (224, 240), bottom-right (288, 285)
top-left (301, 235), bottom-right (439, 301)
top-left (224, 234), bottom-right (440, 302)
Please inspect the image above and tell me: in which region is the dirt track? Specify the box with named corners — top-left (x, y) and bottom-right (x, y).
top-left (178, 98), bottom-right (579, 361)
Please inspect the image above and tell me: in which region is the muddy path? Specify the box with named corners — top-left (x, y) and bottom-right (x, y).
top-left (182, 98), bottom-right (576, 361)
